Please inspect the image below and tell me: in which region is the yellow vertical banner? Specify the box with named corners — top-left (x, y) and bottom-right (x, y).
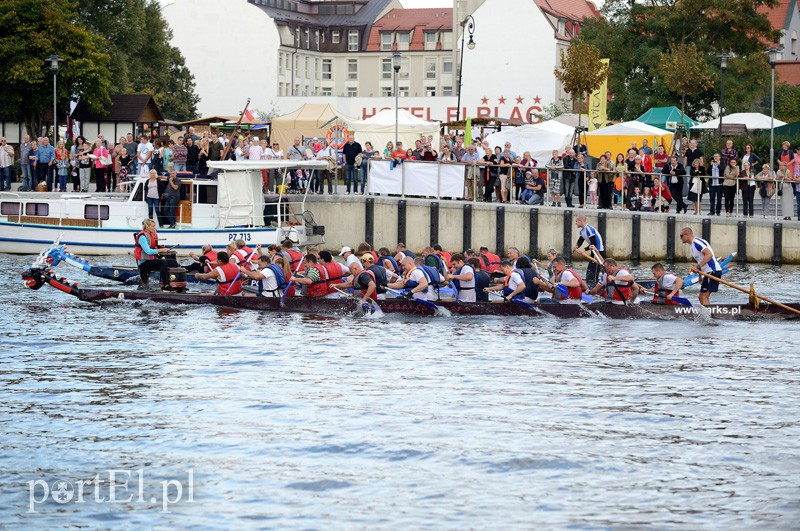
top-left (588, 59), bottom-right (610, 131)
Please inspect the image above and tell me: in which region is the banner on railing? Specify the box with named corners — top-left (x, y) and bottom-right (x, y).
top-left (368, 160), bottom-right (465, 198)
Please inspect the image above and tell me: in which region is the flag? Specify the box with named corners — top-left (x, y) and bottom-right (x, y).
top-left (464, 117), bottom-right (472, 146)
top-left (244, 109), bottom-right (255, 122)
top-left (588, 58), bottom-right (610, 132)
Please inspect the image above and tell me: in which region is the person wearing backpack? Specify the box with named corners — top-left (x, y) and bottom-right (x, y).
top-left (238, 255), bottom-right (286, 297)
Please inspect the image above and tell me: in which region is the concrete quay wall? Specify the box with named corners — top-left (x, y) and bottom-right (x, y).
top-left (303, 196), bottom-right (800, 265)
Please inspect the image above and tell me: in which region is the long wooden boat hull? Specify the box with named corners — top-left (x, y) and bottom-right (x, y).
top-left (22, 266), bottom-right (799, 320)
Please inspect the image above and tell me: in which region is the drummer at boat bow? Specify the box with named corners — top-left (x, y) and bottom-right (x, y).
top-left (134, 218), bottom-right (173, 290)
top-left (681, 227), bottom-right (722, 306)
top-left (588, 258), bottom-right (635, 303)
top-left (573, 215), bottom-right (604, 287)
top-left (193, 251), bottom-right (243, 295)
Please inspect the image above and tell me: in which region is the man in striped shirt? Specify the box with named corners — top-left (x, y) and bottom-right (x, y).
top-left (681, 227), bottom-right (721, 306)
top-left (573, 214), bottom-right (604, 288)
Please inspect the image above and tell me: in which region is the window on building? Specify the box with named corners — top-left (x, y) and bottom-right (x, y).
top-left (425, 86), bottom-right (436, 97)
top-left (441, 31), bottom-right (453, 50)
top-left (381, 87), bottom-right (392, 97)
top-left (380, 32), bottom-right (392, 51)
top-left (315, 30), bottom-right (320, 50)
top-left (793, 32), bottom-right (798, 56)
top-left (322, 59), bottom-right (332, 80)
top-left (295, 27), bottom-right (300, 46)
top-left (332, 30), bottom-right (340, 44)
top-left (399, 86), bottom-right (409, 97)
top-left (397, 31), bottom-right (410, 51)
top-left (315, 58), bottom-right (321, 79)
top-left (443, 61), bottom-right (453, 74)
top-left (304, 28), bottom-right (310, 48)
top-left (347, 87), bottom-right (358, 97)
top-left (285, 53), bottom-right (291, 70)
top-left (424, 31), bottom-right (438, 51)
top-left (304, 56), bottom-right (310, 78)
top-left (425, 58), bottom-right (437, 79)
top-left (321, 87), bottom-right (332, 96)
top-left (443, 86), bottom-right (453, 96)
top-left (381, 58), bottom-right (392, 79)
top-left (399, 57), bottom-right (409, 80)
top-left (348, 30), bottom-right (359, 51)
top-left (347, 59), bottom-right (358, 80)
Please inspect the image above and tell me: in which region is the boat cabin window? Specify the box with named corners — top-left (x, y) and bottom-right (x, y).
top-left (1, 202), bottom-right (21, 216)
top-left (195, 184), bottom-right (217, 204)
top-left (26, 203), bottom-right (49, 216)
top-left (84, 205), bottom-right (110, 220)
top-left (131, 181), bottom-right (144, 202)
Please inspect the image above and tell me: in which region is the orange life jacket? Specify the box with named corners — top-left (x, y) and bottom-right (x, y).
top-left (435, 251), bottom-right (452, 270)
top-left (133, 230), bottom-right (158, 261)
top-left (215, 262), bottom-right (242, 295)
top-left (286, 249), bottom-right (304, 272)
top-left (323, 262), bottom-right (344, 294)
top-left (600, 268), bottom-right (633, 302)
top-left (305, 263), bottom-right (328, 298)
top-left (480, 252), bottom-right (501, 273)
top-left (358, 269), bottom-right (378, 301)
top-left (202, 250), bottom-right (218, 273)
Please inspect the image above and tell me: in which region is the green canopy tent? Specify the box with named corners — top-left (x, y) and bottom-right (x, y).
top-left (772, 120), bottom-right (800, 138)
top-left (636, 106), bottom-right (698, 131)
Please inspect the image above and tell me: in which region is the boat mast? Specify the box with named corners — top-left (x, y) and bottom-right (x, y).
top-left (221, 98), bottom-right (251, 162)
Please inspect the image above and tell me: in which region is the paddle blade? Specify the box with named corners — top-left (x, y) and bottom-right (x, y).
top-left (671, 296), bottom-right (692, 307)
top-left (557, 284), bottom-right (593, 303)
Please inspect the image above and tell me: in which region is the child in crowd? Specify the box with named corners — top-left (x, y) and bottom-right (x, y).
top-left (588, 174), bottom-right (598, 208)
top-left (641, 187), bottom-right (653, 212)
top-left (630, 186), bottom-right (642, 211)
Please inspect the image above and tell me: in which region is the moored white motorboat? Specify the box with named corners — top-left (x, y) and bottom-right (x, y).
top-left (0, 160), bottom-right (327, 255)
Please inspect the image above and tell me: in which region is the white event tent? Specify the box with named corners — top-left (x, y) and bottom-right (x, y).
top-left (482, 119), bottom-right (575, 162)
top-left (351, 109), bottom-right (440, 151)
top-left (692, 113), bottom-right (787, 131)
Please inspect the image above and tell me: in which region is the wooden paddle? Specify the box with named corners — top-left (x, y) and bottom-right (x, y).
top-left (689, 268), bottom-right (800, 317)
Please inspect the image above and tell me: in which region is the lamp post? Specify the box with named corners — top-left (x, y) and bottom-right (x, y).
top-left (46, 55), bottom-right (63, 141)
top-left (455, 15), bottom-right (476, 122)
top-left (767, 47), bottom-right (782, 171)
top-left (717, 53), bottom-right (729, 136)
top-left (392, 51), bottom-right (402, 146)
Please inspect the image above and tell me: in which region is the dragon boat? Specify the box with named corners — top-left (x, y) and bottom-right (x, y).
top-left (21, 263), bottom-right (798, 321)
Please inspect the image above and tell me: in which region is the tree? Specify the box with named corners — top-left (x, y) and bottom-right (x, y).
top-left (658, 44), bottom-right (716, 126)
top-left (77, 0), bottom-right (199, 121)
top-left (553, 41), bottom-right (610, 128)
top-left (580, 0), bottom-right (780, 121)
top-left (0, 0), bottom-right (111, 136)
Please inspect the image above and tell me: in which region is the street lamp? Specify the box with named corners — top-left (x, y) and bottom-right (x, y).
top-left (767, 47), bottom-right (783, 171)
top-left (717, 53), bottom-right (730, 136)
top-left (392, 51), bottom-right (402, 146)
top-left (46, 54), bottom-right (63, 141)
top-left (455, 15), bottom-right (476, 122)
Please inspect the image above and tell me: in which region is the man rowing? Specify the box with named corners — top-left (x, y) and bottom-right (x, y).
top-left (290, 254), bottom-right (330, 298)
top-left (645, 263), bottom-right (684, 305)
top-left (232, 239), bottom-right (258, 270)
top-left (572, 215), bottom-right (604, 288)
top-left (588, 258), bottom-right (634, 303)
top-left (387, 255), bottom-right (434, 301)
top-left (468, 257), bottom-right (491, 302)
top-left (681, 227), bottom-right (721, 306)
top-left (535, 256), bottom-right (587, 301)
top-left (507, 246), bottom-right (531, 268)
top-left (484, 259), bottom-right (539, 303)
top-left (479, 246), bottom-right (502, 276)
top-left (446, 253), bottom-right (475, 302)
top-left (238, 255), bottom-right (285, 296)
top-left (194, 251), bottom-right (243, 295)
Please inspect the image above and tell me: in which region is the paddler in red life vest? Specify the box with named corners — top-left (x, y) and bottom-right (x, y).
top-left (134, 218), bottom-right (172, 291)
top-left (536, 256), bottom-right (588, 301)
top-left (588, 258), bottom-right (635, 303)
top-left (290, 254), bottom-right (330, 298)
top-left (193, 251), bottom-right (243, 295)
top-left (186, 244), bottom-right (217, 274)
top-left (232, 239), bottom-right (258, 271)
top-left (646, 262), bottom-right (684, 305)
top-left (478, 246), bottom-right (502, 276)
top-left (432, 244), bottom-right (452, 270)
top-left (282, 238), bottom-right (304, 273)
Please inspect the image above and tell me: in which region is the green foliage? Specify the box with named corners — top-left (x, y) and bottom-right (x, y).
top-left (553, 41), bottom-right (610, 128)
top-left (0, 0), bottom-right (111, 136)
top-left (773, 82), bottom-right (800, 123)
top-left (581, 0), bottom-right (779, 121)
top-left (536, 99), bottom-right (573, 121)
top-left (78, 0), bottom-right (199, 121)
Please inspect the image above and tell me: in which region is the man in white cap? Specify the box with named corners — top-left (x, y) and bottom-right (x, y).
top-left (339, 246), bottom-right (362, 271)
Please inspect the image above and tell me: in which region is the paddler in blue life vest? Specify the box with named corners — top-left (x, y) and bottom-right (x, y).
top-left (134, 218), bottom-right (172, 291)
top-left (387, 254), bottom-right (433, 301)
top-left (483, 260), bottom-right (537, 303)
top-left (446, 253), bottom-right (476, 302)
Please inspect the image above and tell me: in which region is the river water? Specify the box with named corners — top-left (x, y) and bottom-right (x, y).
top-left (1, 253), bottom-right (798, 529)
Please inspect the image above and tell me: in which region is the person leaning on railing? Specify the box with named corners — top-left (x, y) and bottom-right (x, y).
top-left (739, 160), bottom-right (757, 218)
top-left (756, 163), bottom-right (776, 219)
top-left (545, 150), bottom-right (563, 207)
top-left (705, 153), bottom-right (724, 216)
top-left (461, 144), bottom-right (483, 202)
top-left (776, 160), bottom-right (793, 220)
top-left (595, 154), bottom-right (615, 210)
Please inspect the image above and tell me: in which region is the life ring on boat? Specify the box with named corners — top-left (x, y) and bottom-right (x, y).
top-left (325, 126), bottom-right (349, 149)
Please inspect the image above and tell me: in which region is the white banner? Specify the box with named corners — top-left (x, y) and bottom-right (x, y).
top-left (368, 160), bottom-right (465, 198)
